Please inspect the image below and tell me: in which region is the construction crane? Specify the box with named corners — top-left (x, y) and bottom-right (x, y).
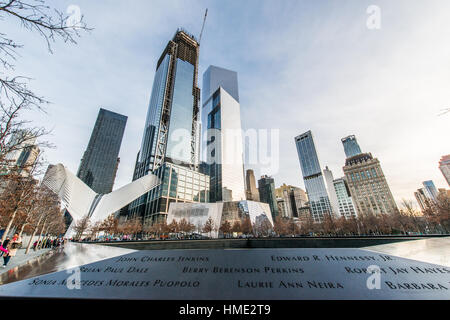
top-left (198, 8), bottom-right (208, 45)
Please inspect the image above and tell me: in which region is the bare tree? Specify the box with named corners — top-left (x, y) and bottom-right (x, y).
top-left (167, 219), bottom-right (179, 234)
top-left (274, 216), bottom-right (288, 236)
top-left (320, 213), bottom-right (337, 236)
top-left (286, 218), bottom-right (299, 236)
top-left (72, 214), bottom-right (91, 241)
top-left (46, 209), bottom-right (65, 237)
top-left (231, 220), bottom-right (241, 236)
top-left (423, 192), bottom-right (450, 233)
top-left (16, 184), bottom-right (59, 238)
top-left (202, 217), bottom-right (214, 238)
top-left (178, 218), bottom-right (195, 237)
top-left (300, 215), bottom-right (317, 236)
top-left (0, 170), bottom-right (38, 242)
top-left (117, 218), bottom-right (142, 240)
top-left (219, 220), bottom-right (231, 238)
top-left (100, 214), bottom-right (119, 238)
top-left (88, 221), bottom-right (102, 240)
top-left (0, 0), bottom-right (91, 163)
top-left (241, 216), bottom-right (252, 236)
top-left (154, 220), bottom-right (169, 239)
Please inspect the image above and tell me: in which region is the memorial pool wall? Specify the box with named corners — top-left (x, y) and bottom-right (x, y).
top-left (87, 235), bottom-right (448, 250)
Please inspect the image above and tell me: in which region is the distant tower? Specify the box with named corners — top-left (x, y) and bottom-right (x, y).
top-left (422, 180), bottom-right (438, 202)
top-left (201, 65), bottom-right (245, 202)
top-left (275, 184), bottom-right (308, 218)
top-left (438, 155), bottom-right (450, 186)
top-left (341, 135), bottom-right (362, 158)
top-left (333, 178), bottom-right (358, 218)
top-left (341, 134), bottom-right (397, 215)
top-left (414, 188), bottom-right (429, 212)
top-left (246, 169), bottom-right (260, 201)
top-left (77, 108), bottom-right (127, 194)
top-left (258, 175), bottom-right (279, 220)
top-left (2, 130), bottom-right (40, 177)
top-left (323, 166), bottom-right (340, 217)
top-left (343, 153), bottom-right (397, 215)
top-left (295, 131), bottom-right (333, 222)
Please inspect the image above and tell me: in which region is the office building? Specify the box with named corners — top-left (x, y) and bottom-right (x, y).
top-left (295, 131), bottom-right (333, 222)
top-left (333, 177), bottom-right (358, 218)
top-left (276, 197), bottom-right (290, 218)
top-left (343, 153), bottom-right (398, 215)
top-left (77, 108), bottom-right (127, 194)
top-left (245, 169), bottom-right (260, 201)
top-left (439, 155), bottom-right (450, 186)
top-left (423, 180), bottom-right (438, 202)
top-left (201, 65), bottom-right (245, 202)
top-left (414, 188), bottom-right (430, 212)
top-left (130, 162), bottom-right (210, 224)
top-left (258, 175), bottom-right (279, 220)
top-left (133, 29), bottom-right (201, 180)
top-left (341, 135), bottom-right (362, 158)
top-left (275, 183), bottom-right (308, 218)
top-left (128, 29), bottom-right (204, 223)
top-left (323, 166), bottom-right (340, 217)
top-left (322, 166), bottom-right (358, 218)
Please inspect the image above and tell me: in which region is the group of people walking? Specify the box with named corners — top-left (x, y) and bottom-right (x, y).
top-left (0, 233), bottom-right (66, 268)
top-left (32, 237), bottom-right (64, 250)
top-left (0, 233), bottom-right (22, 268)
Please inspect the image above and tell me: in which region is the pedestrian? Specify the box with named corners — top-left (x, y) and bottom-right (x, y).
top-left (3, 233), bottom-right (22, 268)
top-left (0, 237), bottom-right (10, 257)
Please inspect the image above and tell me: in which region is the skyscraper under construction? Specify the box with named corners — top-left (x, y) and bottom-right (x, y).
top-left (128, 29), bottom-right (210, 223)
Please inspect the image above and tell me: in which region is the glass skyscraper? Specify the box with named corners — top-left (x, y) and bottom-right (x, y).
top-left (295, 131), bottom-right (333, 222)
top-left (333, 178), bottom-right (357, 218)
top-left (133, 29), bottom-right (201, 180)
top-left (134, 162), bottom-right (210, 224)
top-left (414, 188), bottom-right (429, 212)
top-left (341, 135), bottom-right (362, 159)
top-left (76, 108), bottom-right (127, 194)
top-left (201, 65), bottom-right (246, 202)
top-left (258, 175), bottom-right (279, 221)
top-left (128, 30), bottom-right (211, 223)
top-left (423, 180), bottom-right (438, 202)
top-left (203, 65), bottom-right (239, 103)
top-left (323, 166), bottom-right (340, 217)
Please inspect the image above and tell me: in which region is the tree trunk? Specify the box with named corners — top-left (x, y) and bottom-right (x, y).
top-left (18, 223), bottom-right (27, 238)
top-left (25, 215), bottom-right (43, 254)
top-left (36, 220), bottom-right (47, 249)
top-left (42, 226), bottom-right (50, 248)
top-left (1, 206), bottom-right (19, 243)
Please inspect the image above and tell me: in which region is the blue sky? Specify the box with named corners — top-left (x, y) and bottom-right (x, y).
top-left (2, 0), bottom-right (450, 205)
